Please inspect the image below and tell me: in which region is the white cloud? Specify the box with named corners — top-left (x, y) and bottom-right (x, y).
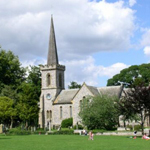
top-left (0, 0), bottom-right (136, 62)
top-left (144, 46), bottom-right (150, 57)
top-left (21, 58), bottom-right (46, 68)
top-left (62, 56), bottom-right (129, 87)
top-left (129, 0), bottom-right (136, 7)
top-left (0, 0), bottom-right (135, 87)
top-left (141, 29), bottom-right (150, 46)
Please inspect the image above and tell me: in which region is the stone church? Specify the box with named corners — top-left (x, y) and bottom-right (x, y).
top-left (38, 16), bottom-right (123, 129)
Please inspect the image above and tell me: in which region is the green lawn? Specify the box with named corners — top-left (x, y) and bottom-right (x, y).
top-left (0, 134), bottom-right (150, 150)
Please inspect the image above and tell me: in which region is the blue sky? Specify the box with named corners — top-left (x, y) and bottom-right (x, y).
top-left (0, 0), bottom-right (150, 88)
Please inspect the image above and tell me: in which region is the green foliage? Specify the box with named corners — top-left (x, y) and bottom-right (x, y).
top-left (0, 48), bottom-right (26, 92)
top-left (33, 131), bottom-right (46, 135)
top-left (27, 65), bottom-right (41, 98)
top-left (0, 96), bottom-right (17, 127)
top-left (79, 95), bottom-right (119, 130)
top-left (16, 82), bottom-right (39, 128)
top-left (118, 85), bottom-right (150, 134)
top-left (7, 128), bottom-right (31, 135)
top-left (107, 63), bottom-right (150, 87)
top-left (0, 48), bottom-right (41, 128)
top-left (0, 85), bottom-right (19, 104)
top-left (68, 81), bottom-right (81, 89)
top-left (49, 130), bottom-right (74, 135)
top-left (73, 124), bottom-right (83, 129)
top-left (127, 125), bottom-right (141, 131)
top-left (61, 118), bottom-right (73, 128)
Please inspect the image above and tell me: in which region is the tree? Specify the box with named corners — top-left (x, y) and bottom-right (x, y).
top-left (27, 65), bottom-right (41, 98)
top-left (118, 85), bottom-right (150, 134)
top-left (17, 82), bottom-right (39, 128)
top-left (107, 64), bottom-right (150, 87)
top-left (0, 85), bottom-right (19, 104)
top-left (0, 48), bottom-right (26, 92)
top-left (115, 96), bottom-right (139, 129)
top-left (68, 81), bottom-right (81, 89)
top-left (0, 96), bottom-right (17, 128)
top-left (79, 95), bottom-right (119, 130)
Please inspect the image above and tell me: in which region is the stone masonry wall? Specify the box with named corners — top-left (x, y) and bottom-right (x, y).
top-left (72, 84), bottom-right (93, 126)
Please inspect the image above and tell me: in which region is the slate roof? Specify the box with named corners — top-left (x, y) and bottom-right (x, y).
top-left (54, 89), bottom-right (79, 104)
top-left (97, 85), bottom-right (123, 98)
top-left (86, 85), bottom-right (100, 96)
top-left (53, 84), bottom-right (123, 104)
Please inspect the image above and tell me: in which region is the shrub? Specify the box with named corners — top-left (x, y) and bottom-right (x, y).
top-left (61, 118), bottom-right (73, 128)
top-left (49, 130), bottom-right (74, 135)
top-left (73, 124), bottom-right (83, 129)
top-left (127, 125), bottom-right (133, 130)
top-left (8, 128), bottom-right (31, 135)
top-left (134, 125), bottom-right (141, 131)
top-left (126, 125), bottom-right (141, 131)
top-left (33, 131), bottom-right (46, 135)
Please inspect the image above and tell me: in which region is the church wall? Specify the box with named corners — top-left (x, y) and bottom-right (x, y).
top-left (52, 104), bottom-right (73, 127)
top-left (72, 84), bottom-right (93, 126)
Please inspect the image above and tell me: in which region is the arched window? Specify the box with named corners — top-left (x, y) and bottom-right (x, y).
top-left (60, 106), bottom-right (63, 119)
top-left (47, 74), bottom-right (51, 86)
top-left (47, 111), bottom-right (50, 119)
top-left (70, 106), bottom-right (72, 118)
top-left (50, 110), bottom-right (52, 119)
top-left (59, 73), bottom-right (62, 87)
top-left (80, 100), bottom-right (82, 110)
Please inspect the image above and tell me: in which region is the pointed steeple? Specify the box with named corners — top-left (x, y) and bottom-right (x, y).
top-left (47, 15), bottom-right (59, 65)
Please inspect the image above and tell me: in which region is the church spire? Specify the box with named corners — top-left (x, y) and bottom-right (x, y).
top-left (47, 15), bottom-right (59, 65)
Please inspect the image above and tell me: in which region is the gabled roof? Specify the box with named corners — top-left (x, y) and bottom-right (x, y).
top-left (47, 15), bottom-right (59, 65)
top-left (97, 85), bottom-right (123, 98)
top-left (54, 89), bottom-right (79, 104)
top-left (71, 83), bottom-right (100, 101)
top-left (86, 85), bottom-right (100, 96)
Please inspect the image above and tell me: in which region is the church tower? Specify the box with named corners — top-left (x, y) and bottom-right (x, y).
top-left (39, 16), bottom-right (65, 128)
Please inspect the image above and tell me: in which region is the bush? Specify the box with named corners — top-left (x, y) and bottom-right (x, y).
top-left (126, 125), bottom-right (132, 130)
top-left (8, 128), bottom-right (31, 135)
top-left (61, 118), bottom-right (73, 128)
top-left (49, 130), bottom-right (74, 135)
top-left (73, 124), bottom-right (83, 129)
top-left (126, 125), bottom-right (141, 131)
top-left (134, 125), bottom-right (141, 131)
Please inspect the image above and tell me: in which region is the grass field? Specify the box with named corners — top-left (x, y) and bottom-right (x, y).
top-left (0, 134), bottom-right (150, 150)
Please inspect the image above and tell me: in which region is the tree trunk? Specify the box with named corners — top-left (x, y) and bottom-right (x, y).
top-left (123, 120), bottom-right (126, 130)
top-left (10, 116), bottom-right (13, 129)
top-left (141, 113), bottom-right (144, 135)
top-left (25, 121), bottom-right (28, 129)
top-left (141, 122), bottom-right (144, 135)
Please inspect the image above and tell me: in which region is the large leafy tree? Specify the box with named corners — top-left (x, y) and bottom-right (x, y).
top-left (27, 65), bottom-right (41, 98)
top-left (107, 64), bottom-right (150, 87)
top-left (0, 96), bottom-right (17, 128)
top-left (17, 82), bottom-right (39, 128)
top-left (0, 47), bottom-right (41, 128)
top-left (0, 85), bottom-right (19, 104)
top-left (115, 96), bottom-right (139, 129)
top-left (79, 95), bottom-right (119, 130)
top-left (68, 81), bottom-right (81, 89)
top-left (0, 48), bottom-right (26, 92)
top-left (118, 85), bottom-right (150, 134)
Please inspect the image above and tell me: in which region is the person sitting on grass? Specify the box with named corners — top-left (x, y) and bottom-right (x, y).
top-left (88, 131), bottom-right (94, 140)
top-left (133, 131), bottom-right (137, 139)
top-left (142, 133), bottom-right (150, 140)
